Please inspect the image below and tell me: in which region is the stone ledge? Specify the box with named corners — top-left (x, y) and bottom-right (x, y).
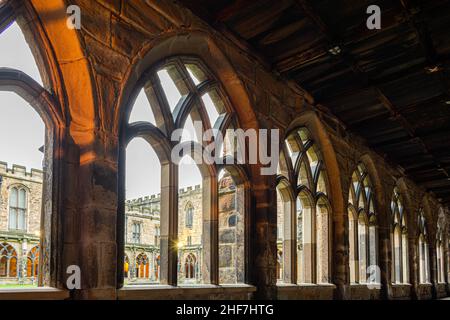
top-left (118, 284), bottom-right (257, 300)
top-left (390, 283), bottom-right (412, 300)
top-left (350, 283), bottom-right (382, 289)
top-left (276, 283), bottom-right (336, 289)
top-left (276, 283), bottom-right (336, 300)
top-left (349, 283), bottom-right (382, 300)
top-left (0, 287), bottom-right (70, 300)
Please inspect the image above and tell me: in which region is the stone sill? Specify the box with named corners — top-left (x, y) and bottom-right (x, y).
top-left (350, 283), bottom-right (382, 290)
top-left (277, 283), bottom-right (336, 289)
top-left (391, 283), bottom-right (412, 287)
top-left (0, 287), bottom-right (69, 300)
top-left (118, 284), bottom-right (257, 300)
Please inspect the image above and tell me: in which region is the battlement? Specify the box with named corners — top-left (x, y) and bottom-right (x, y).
top-left (179, 184), bottom-right (201, 194)
top-left (0, 161), bottom-right (44, 180)
top-left (126, 184), bottom-right (202, 204)
top-left (126, 193), bottom-right (162, 205)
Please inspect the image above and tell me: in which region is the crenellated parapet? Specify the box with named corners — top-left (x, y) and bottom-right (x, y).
top-left (0, 161), bottom-right (43, 182)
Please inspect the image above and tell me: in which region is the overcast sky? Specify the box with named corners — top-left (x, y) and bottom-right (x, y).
top-left (1, 22), bottom-right (202, 200)
top-left (0, 22), bottom-right (44, 171)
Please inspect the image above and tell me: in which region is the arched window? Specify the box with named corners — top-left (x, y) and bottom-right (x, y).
top-left (348, 163), bottom-right (378, 284)
top-left (390, 188), bottom-right (409, 284)
top-left (136, 253), bottom-right (149, 279)
top-left (0, 6), bottom-right (62, 287)
top-left (120, 57), bottom-right (246, 287)
top-left (436, 219), bottom-right (445, 284)
top-left (185, 203), bottom-right (194, 228)
top-left (277, 128), bottom-right (331, 284)
top-left (0, 243), bottom-right (17, 278)
top-left (184, 254), bottom-right (196, 279)
top-left (131, 222), bottom-right (141, 244)
top-left (418, 209), bottom-right (430, 284)
top-left (26, 245), bottom-right (40, 278)
top-left (8, 186), bottom-right (27, 231)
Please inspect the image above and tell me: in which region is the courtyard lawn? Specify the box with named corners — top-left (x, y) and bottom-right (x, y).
top-left (0, 284), bottom-right (37, 289)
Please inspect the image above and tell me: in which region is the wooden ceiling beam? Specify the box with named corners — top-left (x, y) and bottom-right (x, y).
top-left (294, 0), bottom-right (335, 42)
top-left (213, 0), bottom-right (255, 23)
top-left (294, 0), bottom-right (450, 182)
top-left (400, 0), bottom-right (450, 96)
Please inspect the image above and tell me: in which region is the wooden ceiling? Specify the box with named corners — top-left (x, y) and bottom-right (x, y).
top-left (179, 0), bottom-right (450, 205)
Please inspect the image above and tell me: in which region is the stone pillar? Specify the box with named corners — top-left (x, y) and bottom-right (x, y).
top-left (377, 196), bottom-right (393, 300)
top-left (332, 197), bottom-right (348, 300)
top-left (408, 233), bottom-right (419, 299)
top-left (445, 224), bottom-right (450, 295)
top-left (201, 175), bottom-right (219, 285)
top-left (18, 240), bottom-right (25, 284)
top-left (130, 250), bottom-right (136, 280)
top-left (159, 162), bottom-right (178, 286)
top-left (253, 174), bottom-right (277, 299)
top-left (64, 130), bottom-right (119, 300)
top-left (429, 242), bottom-right (438, 299)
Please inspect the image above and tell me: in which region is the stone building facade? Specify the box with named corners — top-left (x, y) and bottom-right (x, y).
top-left (123, 172), bottom-right (245, 285)
top-left (0, 0), bottom-right (448, 301)
top-left (0, 161), bottom-right (245, 287)
top-left (0, 162), bottom-right (42, 285)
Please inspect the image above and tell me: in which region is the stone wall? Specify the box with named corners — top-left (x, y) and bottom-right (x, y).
top-left (123, 173), bottom-right (246, 285)
top-left (0, 0), bottom-right (447, 300)
top-left (0, 162), bottom-right (43, 236)
top-left (0, 162), bottom-right (42, 285)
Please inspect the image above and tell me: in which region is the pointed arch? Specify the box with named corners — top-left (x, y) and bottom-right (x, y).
top-left (0, 3), bottom-right (68, 287)
top-left (418, 208), bottom-right (430, 284)
top-left (27, 245), bottom-right (40, 278)
top-left (348, 159), bottom-right (379, 284)
top-left (115, 32), bottom-right (259, 135)
top-left (391, 186), bottom-right (409, 284)
top-left (118, 53), bottom-right (252, 288)
top-left (0, 242), bottom-right (17, 278)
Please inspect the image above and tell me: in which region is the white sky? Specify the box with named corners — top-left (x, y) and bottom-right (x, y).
top-left (0, 22), bottom-right (205, 200)
top-left (126, 83), bottom-right (203, 199)
top-left (0, 22), bottom-right (44, 170)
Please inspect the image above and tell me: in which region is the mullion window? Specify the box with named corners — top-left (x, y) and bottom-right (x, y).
top-left (9, 187), bottom-right (26, 231)
top-left (122, 57), bottom-right (240, 287)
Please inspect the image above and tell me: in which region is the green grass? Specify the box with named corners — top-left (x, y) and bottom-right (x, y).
top-left (0, 284), bottom-right (37, 289)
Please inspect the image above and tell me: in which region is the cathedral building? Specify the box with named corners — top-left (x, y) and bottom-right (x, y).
top-left (0, 162), bottom-right (244, 287)
top-left (0, 162), bottom-right (41, 285)
top-left (0, 0), bottom-right (449, 301)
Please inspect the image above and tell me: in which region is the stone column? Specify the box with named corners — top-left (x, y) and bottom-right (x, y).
top-left (332, 196), bottom-right (348, 300)
top-left (64, 130), bottom-right (119, 300)
top-left (373, 181), bottom-right (392, 300)
top-left (429, 242), bottom-right (438, 299)
top-left (253, 173), bottom-right (277, 299)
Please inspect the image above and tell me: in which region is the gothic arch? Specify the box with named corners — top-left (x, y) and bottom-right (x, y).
top-left (284, 111), bottom-right (343, 290)
top-left (285, 112), bottom-right (343, 218)
top-left (0, 1), bottom-right (70, 287)
top-left (115, 32), bottom-right (259, 135)
top-left (27, 0), bottom-right (97, 139)
top-left (357, 154), bottom-right (384, 216)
